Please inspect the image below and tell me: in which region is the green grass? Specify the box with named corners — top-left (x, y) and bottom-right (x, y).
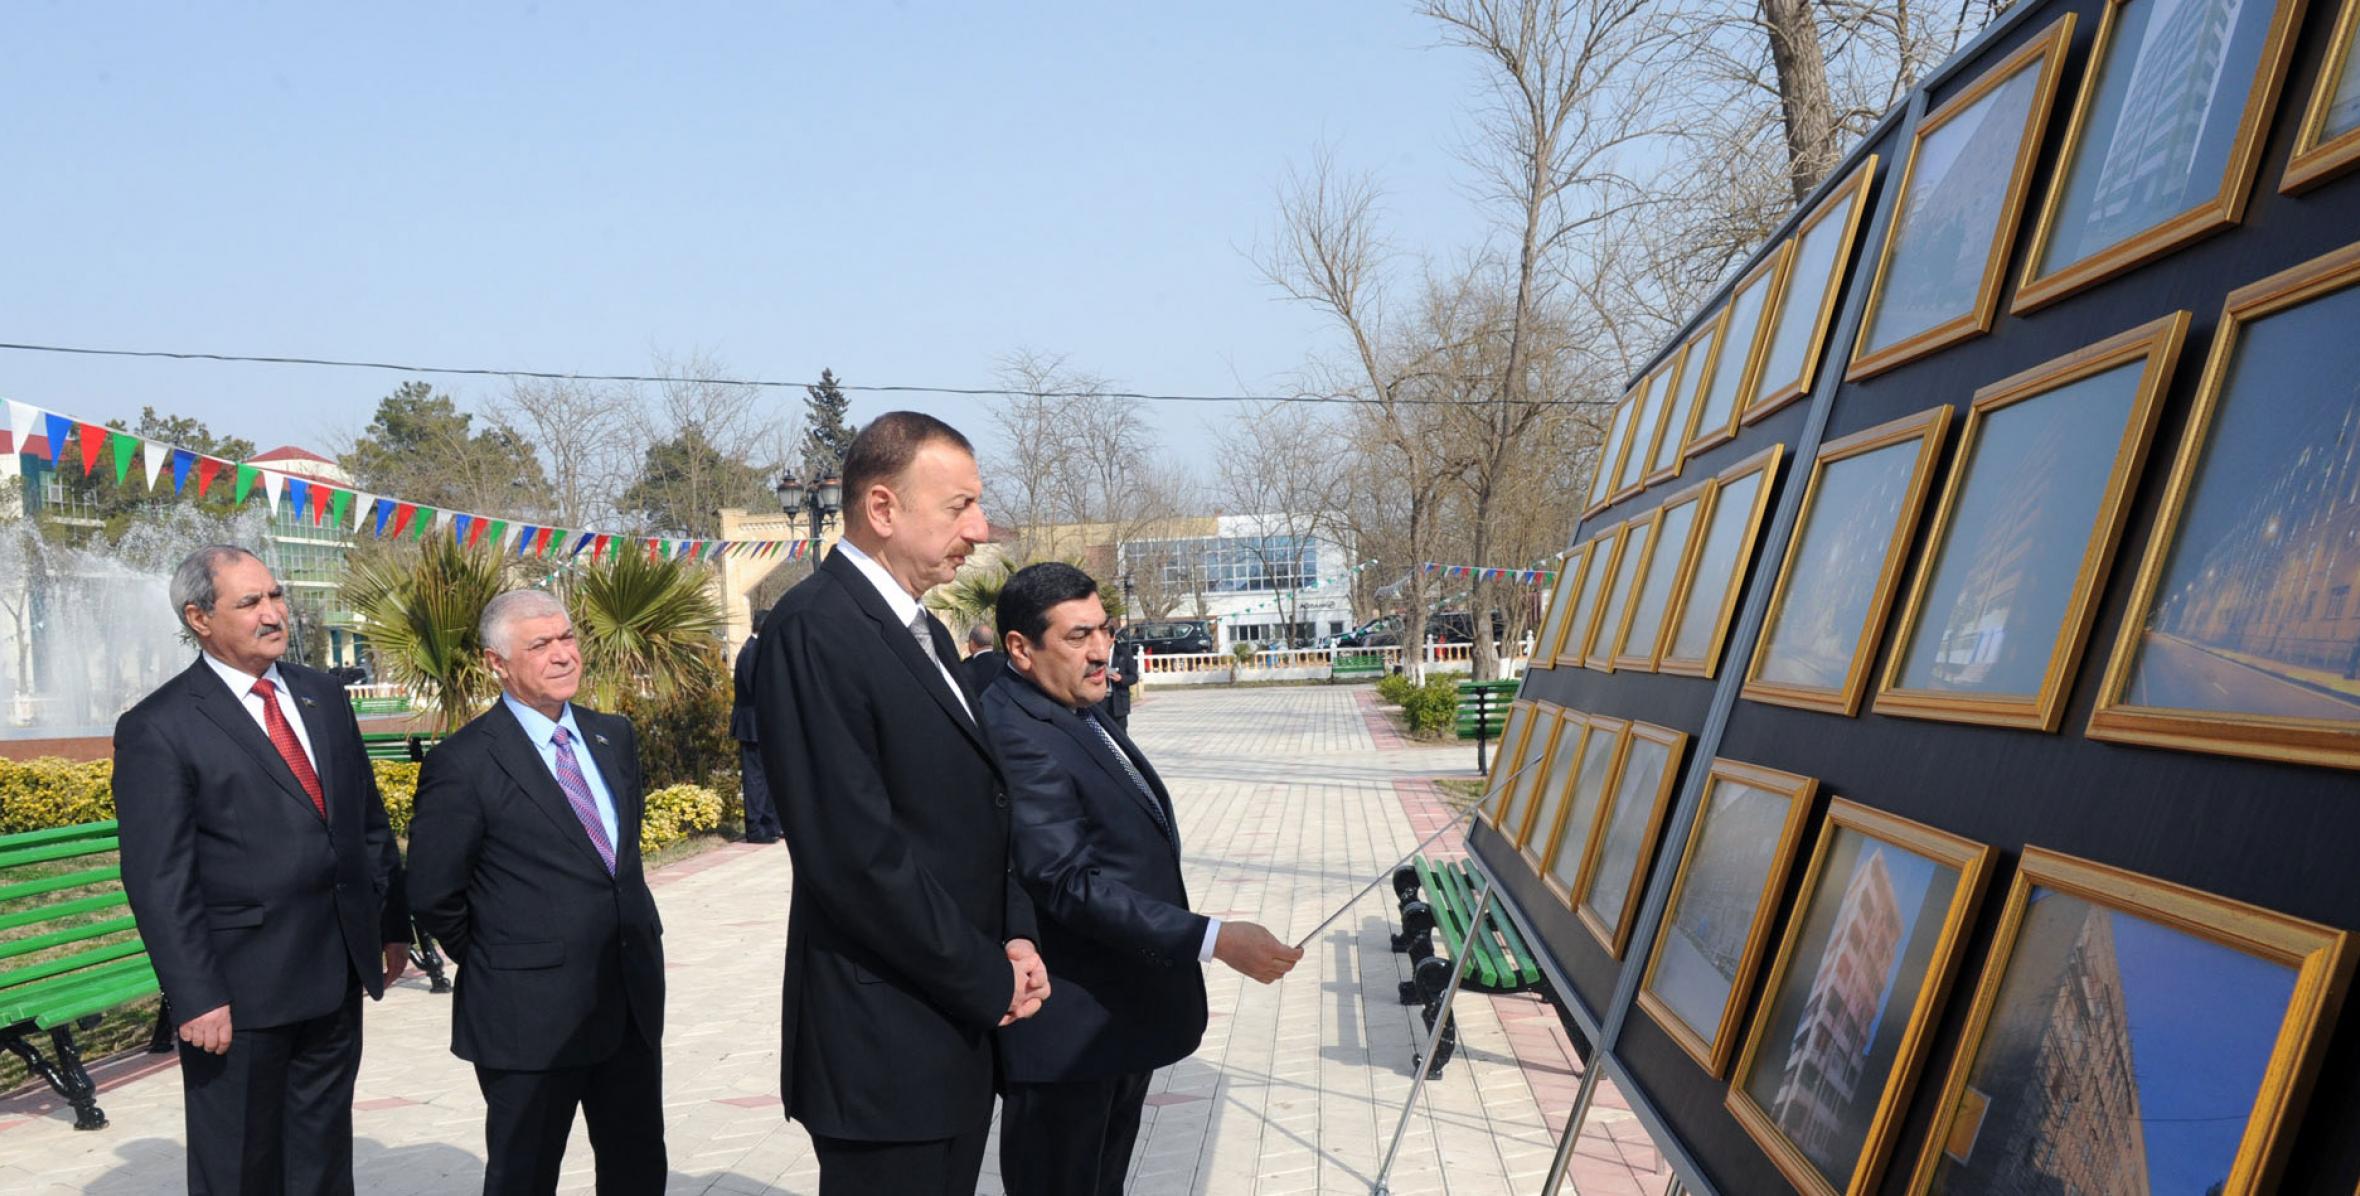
top-left (1434, 778), bottom-right (1486, 807)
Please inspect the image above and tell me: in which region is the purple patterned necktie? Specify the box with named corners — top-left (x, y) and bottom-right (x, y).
top-left (550, 726), bottom-right (617, 875)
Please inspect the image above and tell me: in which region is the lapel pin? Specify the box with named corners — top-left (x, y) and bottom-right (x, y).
top-left (593, 732), bottom-right (611, 746)
top-left (298, 696), bottom-right (317, 708)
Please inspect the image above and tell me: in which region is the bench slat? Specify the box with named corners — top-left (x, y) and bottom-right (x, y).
top-left (1450, 861), bottom-right (1541, 987)
top-left (0, 954), bottom-right (155, 1022)
top-left (33, 969), bottom-right (162, 1031)
top-left (1436, 864), bottom-right (1510, 987)
top-left (0, 891), bottom-right (129, 933)
top-left (0, 821), bottom-right (121, 851)
top-left (0, 915), bottom-right (141, 962)
top-left (0, 865), bottom-right (123, 904)
top-left (0, 838), bottom-right (122, 871)
top-left (1417, 857), bottom-right (1503, 990)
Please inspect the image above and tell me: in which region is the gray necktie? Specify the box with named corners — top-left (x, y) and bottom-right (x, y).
top-left (1085, 712), bottom-right (1170, 840)
top-left (908, 609), bottom-right (944, 669)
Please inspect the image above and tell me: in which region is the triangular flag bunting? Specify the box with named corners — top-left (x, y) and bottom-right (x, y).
top-left (486, 519), bottom-right (508, 551)
top-left (391, 502), bottom-right (417, 539)
top-left (282, 477), bottom-right (306, 520)
top-left (452, 514), bottom-right (472, 545)
top-left (40, 413), bottom-right (72, 464)
top-left (4, 401), bottom-right (40, 456)
top-left (412, 507), bottom-right (437, 540)
top-left (234, 464), bottom-right (259, 505)
top-left (330, 489), bottom-right (353, 529)
top-left (591, 533), bottom-right (610, 562)
top-left (262, 470), bottom-right (286, 513)
top-left (515, 525), bottom-right (537, 555)
top-left (196, 457), bottom-right (223, 498)
top-left (75, 423), bottom-right (107, 474)
top-left (142, 441), bottom-right (170, 490)
top-left (108, 431), bottom-right (138, 484)
top-left (570, 531), bottom-right (593, 558)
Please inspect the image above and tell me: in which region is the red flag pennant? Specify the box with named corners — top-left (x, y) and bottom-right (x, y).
top-left (76, 422), bottom-right (108, 474)
top-left (391, 502), bottom-right (417, 539)
top-left (591, 533), bottom-right (610, 562)
top-left (532, 527), bottom-right (555, 555)
top-left (196, 456), bottom-right (224, 498)
top-left (467, 516), bottom-right (490, 548)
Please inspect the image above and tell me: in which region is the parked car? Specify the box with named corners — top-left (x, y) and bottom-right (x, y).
top-left (1119, 619), bottom-right (1216, 655)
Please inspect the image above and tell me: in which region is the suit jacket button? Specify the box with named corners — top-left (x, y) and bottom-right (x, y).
top-left (994, 791), bottom-right (1010, 809)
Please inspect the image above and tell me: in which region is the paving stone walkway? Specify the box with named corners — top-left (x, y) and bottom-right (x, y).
top-left (0, 684), bottom-right (1664, 1195)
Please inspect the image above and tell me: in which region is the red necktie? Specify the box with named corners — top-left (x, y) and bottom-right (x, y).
top-left (250, 677), bottom-right (327, 819)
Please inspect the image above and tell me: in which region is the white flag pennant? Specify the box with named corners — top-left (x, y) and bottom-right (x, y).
top-left (261, 469), bottom-right (286, 511)
top-left (4, 400), bottom-right (41, 451)
top-left (142, 441), bottom-right (171, 490)
top-left (352, 494), bottom-right (376, 532)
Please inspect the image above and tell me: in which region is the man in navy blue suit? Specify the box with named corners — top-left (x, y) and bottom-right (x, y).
top-left (983, 563), bottom-right (1301, 1196)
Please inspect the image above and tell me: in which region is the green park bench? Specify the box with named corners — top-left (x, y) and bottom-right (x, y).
top-left (361, 731), bottom-right (444, 763)
top-left (349, 695), bottom-right (413, 717)
top-left (1331, 652), bottom-right (1387, 682)
top-left (0, 820), bottom-right (171, 1130)
top-left (1389, 854), bottom-right (1549, 1076)
top-left (1454, 679), bottom-right (1520, 741)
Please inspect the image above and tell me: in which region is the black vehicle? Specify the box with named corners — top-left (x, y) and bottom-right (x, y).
top-left (1118, 619), bottom-right (1216, 656)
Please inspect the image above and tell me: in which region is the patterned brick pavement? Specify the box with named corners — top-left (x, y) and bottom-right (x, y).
top-left (0, 685), bottom-right (1668, 1194)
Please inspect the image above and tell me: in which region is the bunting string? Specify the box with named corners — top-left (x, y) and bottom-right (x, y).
top-left (1418, 562), bottom-right (1558, 587)
top-left (1, 399), bottom-right (816, 566)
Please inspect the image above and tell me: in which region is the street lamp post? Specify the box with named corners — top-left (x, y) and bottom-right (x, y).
top-left (774, 470), bottom-right (844, 553)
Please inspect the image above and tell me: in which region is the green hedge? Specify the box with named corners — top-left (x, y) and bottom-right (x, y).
top-left (1400, 677), bottom-right (1464, 738)
top-left (1, 756), bottom-right (724, 848)
top-left (1375, 672), bottom-right (1417, 706)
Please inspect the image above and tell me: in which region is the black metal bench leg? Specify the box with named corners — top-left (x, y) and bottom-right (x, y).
top-left (3, 1028), bottom-right (109, 1130)
top-left (408, 924), bottom-right (452, 994)
top-left (148, 997), bottom-right (176, 1054)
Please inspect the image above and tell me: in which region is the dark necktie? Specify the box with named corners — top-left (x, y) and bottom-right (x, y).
top-left (249, 677), bottom-right (325, 819)
top-left (1084, 712), bottom-right (1170, 840)
top-left (551, 726), bottom-right (618, 875)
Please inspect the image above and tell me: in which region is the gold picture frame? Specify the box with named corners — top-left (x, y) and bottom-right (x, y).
top-left (1661, 445), bottom-right (1787, 680)
top-left (1743, 407), bottom-right (1955, 716)
top-left (2015, 0), bottom-right (2311, 313)
top-left (2089, 240), bottom-right (2360, 769)
top-left (1614, 359), bottom-right (1683, 503)
top-left (1904, 848), bottom-right (2353, 1195)
top-left (1538, 713), bottom-right (1630, 905)
top-left (1516, 705), bottom-right (1599, 872)
top-left (1636, 759), bottom-right (1819, 1078)
top-left (1647, 328), bottom-right (1715, 485)
top-left (1477, 699), bottom-right (1541, 829)
top-left (1557, 527), bottom-right (1620, 668)
top-left (1616, 481), bottom-right (1714, 671)
top-left (1725, 799), bottom-right (1994, 1196)
top-left (1747, 156), bottom-right (1880, 423)
top-left (1688, 245), bottom-right (1794, 459)
top-left (1573, 720), bottom-right (1691, 959)
top-left (2283, 0), bottom-right (2360, 192)
top-left (1875, 313), bottom-right (2191, 731)
top-left (1533, 544), bottom-right (1591, 666)
top-left (1495, 699), bottom-right (1563, 845)
top-left (1588, 519), bottom-right (1654, 672)
top-left (1849, 17), bottom-right (2077, 381)
top-left (1585, 391), bottom-right (1640, 516)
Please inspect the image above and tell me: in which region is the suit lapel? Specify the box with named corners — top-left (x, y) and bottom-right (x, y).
top-left (486, 703), bottom-right (616, 877)
top-left (184, 657), bottom-right (324, 819)
top-left (1014, 678), bottom-right (1177, 852)
top-left (286, 667), bottom-right (343, 822)
top-left (577, 710), bottom-right (641, 860)
top-left (1090, 706), bottom-right (1182, 852)
top-left (820, 551), bottom-right (999, 769)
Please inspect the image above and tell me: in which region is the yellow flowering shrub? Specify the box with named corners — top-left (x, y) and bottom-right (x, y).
top-left (373, 761), bottom-right (421, 835)
top-left (0, 757), bottom-right (116, 834)
top-left (640, 783), bottom-right (725, 852)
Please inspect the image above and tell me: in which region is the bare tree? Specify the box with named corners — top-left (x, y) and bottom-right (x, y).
top-left (1212, 402), bottom-right (1350, 645)
top-left (487, 378), bottom-right (638, 531)
top-left (620, 348), bottom-right (799, 538)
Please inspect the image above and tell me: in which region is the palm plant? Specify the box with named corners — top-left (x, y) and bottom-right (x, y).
top-left (341, 538), bottom-right (510, 731)
top-left (562, 547), bottom-right (725, 711)
top-left (924, 556), bottom-right (1019, 634)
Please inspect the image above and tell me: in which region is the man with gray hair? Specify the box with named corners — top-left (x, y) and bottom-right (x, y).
top-left (407, 588), bottom-right (668, 1195)
top-left (114, 544), bottom-right (412, 1194)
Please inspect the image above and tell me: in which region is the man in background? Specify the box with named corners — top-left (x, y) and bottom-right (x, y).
top-left (1101, 618), bottom-right (1139, 731)
top-left (730, 613), bottom-right (782, 843)
top-left (407, 589), bottom-right (668, 1195)
top-left (961, 620), bottom-right (1005, 691)
top-left (984, 562), bottom-right (1301, 1195)
top-left (114, 544), bottom-right (411, 1195)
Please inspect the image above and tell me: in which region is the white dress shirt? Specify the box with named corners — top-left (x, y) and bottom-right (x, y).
top-left (835, 538), bottom-right (973, 720)
top-left (201, 652), bottom-right (316, 769)
top-left (501, 695), bottom-right (622, 848)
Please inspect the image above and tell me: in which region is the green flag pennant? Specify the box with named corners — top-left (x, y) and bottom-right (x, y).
top-left (412, 507), bottom-right (437, 540)
top-left (108, 431), bottom-right (139, 484)
top-left (329, 488), bottom-right (353, 527)
top-left (545, 529), bottom-right (569, 558)
top-left (234, 464), bottom-right (258, 505)
top-left (487, 519), bottom-right (508, 550)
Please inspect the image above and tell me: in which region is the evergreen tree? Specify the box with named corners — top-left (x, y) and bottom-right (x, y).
top-left (801, 368), bottom-right (857, 480)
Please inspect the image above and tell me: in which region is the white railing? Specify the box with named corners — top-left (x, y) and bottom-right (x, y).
top-left (1136, 644), bottom-right (1528, 686)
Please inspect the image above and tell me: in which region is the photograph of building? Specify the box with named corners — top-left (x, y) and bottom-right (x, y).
top-left (1756, 443), bottom-right (1921, 690)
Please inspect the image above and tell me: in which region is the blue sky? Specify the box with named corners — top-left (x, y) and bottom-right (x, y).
top-left (0, 3), bottom-right (1492, 465)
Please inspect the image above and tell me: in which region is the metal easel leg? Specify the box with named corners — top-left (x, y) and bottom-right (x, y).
top-left (1536, 1056), bottom-right (1606, 1196)
top-left (1372, 881), bottom-right (1493, 1196)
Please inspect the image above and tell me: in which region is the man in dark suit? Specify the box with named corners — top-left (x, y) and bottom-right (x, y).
top-left (1100, 620), bottom-right (1139, 730)
top-left (406, 588), bottom-right (667, 1195)
top-left (961, 620), bottom-right (1005, 691)
top-left (730, 613), bottom-right (782, 843)
top-left (754, 411), bottom-right (1048, 1195)
top-left (984, 563), bottom-right (1302, 1196)
top-left (113, 544), bottom-right (412, 1195)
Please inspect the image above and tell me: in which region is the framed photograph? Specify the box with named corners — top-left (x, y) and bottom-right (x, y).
top-left (1637, 760), bottom-right (1819, 1078)
top-left (1905, 848), bottom-right (2353, 1195)
top-left (1586, 392), bottom-right (1640, 515)
top-left (1744, 408), bottom-right (1955, 716)
top-left (1662, 445), bottom-right (1786, 679)
top-left (1495, 700), bottom-right (1563, 846)
top-left (1573, 721), bottom-right (1691, 959)
top-left (1589, 518), bottom-right (1656, 671)
top-left (1558, 527), bottom-right (1621, 667)
top-left (1748, 156), bottom-right (1880, 423)
top-left (1725, 800), bottom-right (1994, 1196)
top-left (1648, 327), bottom-right (1716, 485)
top-left (1617, 482), bottom-right (1713, 671)
top-left (2284, 0), bottom-right (2360, 191)
top-left (2091, 241), bottom-right (2360, 769)
top-left (1876, 314), bottom-right (2192, 731)
top-left (1687, 245), bottom-right (1793, 459)
top-left (2017, 0), bottom-right (2310, 312)
top-left (1615, 360), bottom-right (1682, 502)
top-left (1533, 543), bottom-right (1591, 666)
top-left (1478, 699), bottom-right (1540, 829)
top-left (1849, 17), bottom-right (2077, 380)
top-left (1518, 706), bottom-right (1600, 871)
top-left (1540, 713), bottom-right (1630, 904)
